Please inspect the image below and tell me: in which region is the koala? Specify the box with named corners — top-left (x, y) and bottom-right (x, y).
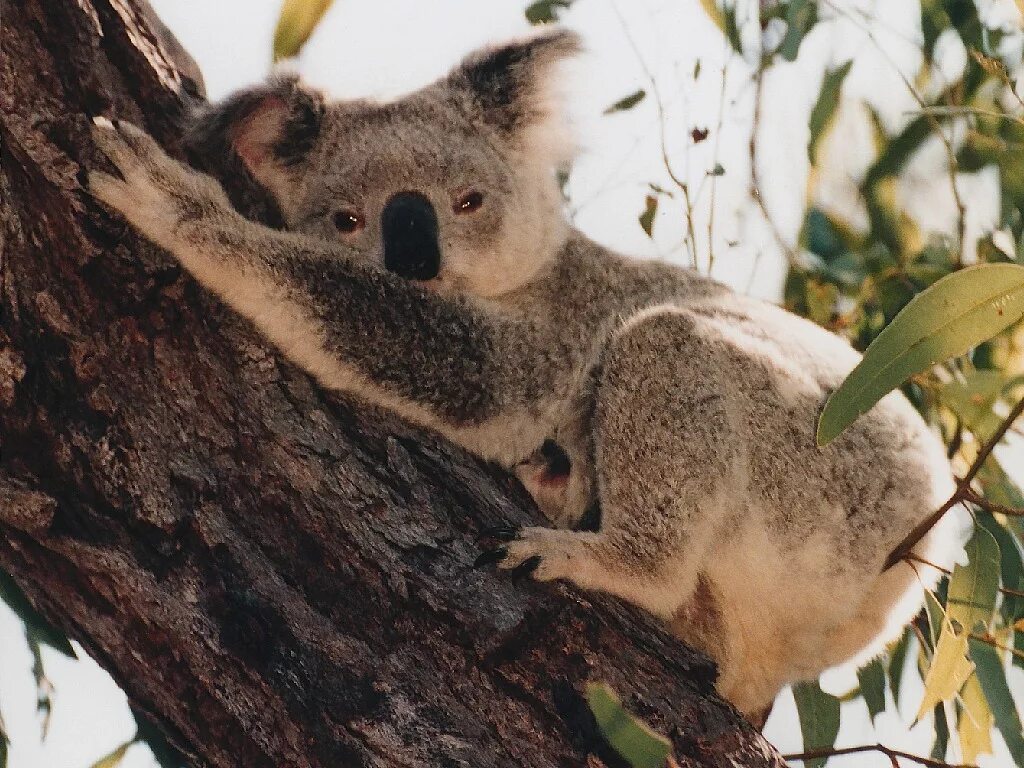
top-left (89, 29), bottom-right (963, 722)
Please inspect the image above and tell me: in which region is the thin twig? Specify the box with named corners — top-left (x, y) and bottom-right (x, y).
top-left (706, 54), bottom-right (729, 273)
top-left (784, 742), bottom-right (976, 768)
top-left (749, 61), bottom-right (799, 266)
top-left (960, 486), bottom-right (1024, 517)
top-left (884, 395), bottom-right (1024, 570)
top-left (608, 0), bottom-right (699, 268)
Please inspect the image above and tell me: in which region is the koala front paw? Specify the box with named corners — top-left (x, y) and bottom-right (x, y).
top-left (475, 526), bottom-right (600, 583)
top-left (89, 117), bottom-right (231, 248)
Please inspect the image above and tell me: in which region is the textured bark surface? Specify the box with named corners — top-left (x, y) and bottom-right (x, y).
top-left (0, 2), bottom-right (785, 766)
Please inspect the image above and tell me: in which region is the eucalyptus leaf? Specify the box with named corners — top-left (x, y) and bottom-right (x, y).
top-left (89, 739), bottom-right (133, 768)
top-left (968, 637), bottom-right (1024, 764)
top-left (931, 703), bottom-right (949, 761)
top-left (780, 0), bottom-right (818, 62)
top-left (856, 656), bottom-right (886, 721)
top-left (817, 263), bottom-right (1024, 445)
top-left (959, 674), bottom-right (994, 764)
top-left (947, 527), bottom-right (1000, 635)
top-left (808, 61), bottom-right (852, 164)
top-left (525, 0), bottom-right (573, 24)
top-left (792, 680), bottom-right (840, 768)
top-left (917, 623), bottom-right (973, 722)
top-left (604, 90), bottom-right (646, 115)
top-left (273, 0), bottom-right (334, 62)
top-left (585, 683), bottom-right (671, 768)
top-left (638, 195), bottom-right (658, 238)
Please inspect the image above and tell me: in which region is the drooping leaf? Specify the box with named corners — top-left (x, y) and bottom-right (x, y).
top-left (525, 0), bottom-right (573, 24)
top-left (924, 589), bottom-right (946, 649)
top-left (89, 739), bottom-right (133, 768)
top-left (272, 0), bottom-right (334, 62)
top-left (931, 703), bottom-right (949, 761)
top-left (947, 527), bottom-right (1000, 635)
top-left (792, 681), bottom-right (840, 768)
top-left (817, 263), bottom-right (1024, 445)
top-left (978, 515), bottom-right (1024, 623)
top-left (780, 0), bottom-right (818, 62)
top-left (604, 90), bottom-right (646, 115)
top-left (856, 656), bottom-right (886, 721)
top-left (585, 683), bottom-right (672, 768)
top-left (940, 369), bottom-right (1012, 441)
top-left (920, 0), bottom-right (951, 62)
top-left (968, 637), bottom-right (1024, 763)
top-left (808, 61), bottom-right (852, 164)
top-left (917, 623), bottom-right (973, 721)
top-left (888, 629), bottom-right (912, 708)
top-left (638, 195), bottom-right (658, 238)
top-left (1, 708), bottom-right (8, 768)
top-left (959, 674), bottom-right (995, 764)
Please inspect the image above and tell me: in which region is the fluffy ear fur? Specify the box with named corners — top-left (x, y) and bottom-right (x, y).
top-left (448, 29), bottom-right (581, 138)
top-left (184, 74), bottom-right (325, 203)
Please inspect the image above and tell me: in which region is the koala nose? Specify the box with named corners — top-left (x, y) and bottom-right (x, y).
top-left (381, 191), bottom-right (441, 281)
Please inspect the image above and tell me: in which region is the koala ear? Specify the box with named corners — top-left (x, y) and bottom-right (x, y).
top-left (450, 29), bottom-right (581, 136)
top-left (184, 74), bottom-right (325, 202)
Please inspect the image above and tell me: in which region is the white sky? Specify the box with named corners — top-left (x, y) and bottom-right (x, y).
top-left (2, 1), bottom-right (1023, 766)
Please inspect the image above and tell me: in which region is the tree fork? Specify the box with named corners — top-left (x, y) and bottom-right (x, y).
top-left (0, 1), bottom-right (783, 765)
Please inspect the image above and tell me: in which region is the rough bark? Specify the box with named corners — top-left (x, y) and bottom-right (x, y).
top-left (0, 1), bottom-right (785, 766)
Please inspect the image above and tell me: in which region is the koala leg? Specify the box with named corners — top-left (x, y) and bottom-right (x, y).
top-left (491, 307), bottom-right (737, 622)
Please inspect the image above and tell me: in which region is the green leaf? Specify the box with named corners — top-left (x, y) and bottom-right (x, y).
top-left (792, 680), bottom-right (840, 768)
top-left (968, 637), bottom-right (1024, 763)
top-left (856, 656), bottom-right (886, 721)
top-left (638, 195), bottom-right (658, 238)
top-left (931, 703), bottom-right (949, 761)
top-left (940, 369), bottom-right (1012, 441)
top-left (698, 0), bottom-right (742, 53)
top-left (817, 263), bottom-right (1024, 445)
top-left (780, 0), bottom-right (818, 62)
top-left (585, 683), bottom-right (671, 768)
top-left (947, 527), bottom-right (1000, 635)
top-left (888, 629), bottom-right (912, 707)
top-left (978, 515), bottom-right (1024, 622)
top-left (272, 0), bottom-right (334, 62)
top-left (808, 61), bottom-right (853, 164)
top-left (525, 0), bottom-right (573, 24)
top-left (604, 90), bottom-right (646, 115)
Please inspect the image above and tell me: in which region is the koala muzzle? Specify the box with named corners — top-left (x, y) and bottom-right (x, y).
top-left (381, 191), bottom-right (441, 281)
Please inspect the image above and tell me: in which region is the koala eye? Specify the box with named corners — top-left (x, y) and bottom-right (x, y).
top-left (333, 209), bottom-right (365, 234)
top-left (454, 190), bottom-right (484, 215)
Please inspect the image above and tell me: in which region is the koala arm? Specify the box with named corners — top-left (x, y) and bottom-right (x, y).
top-left (89, 118), bottom-right (572, 430)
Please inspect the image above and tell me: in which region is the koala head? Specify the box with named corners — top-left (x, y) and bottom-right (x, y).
top-left (187, 29), bottom-right (580, 297)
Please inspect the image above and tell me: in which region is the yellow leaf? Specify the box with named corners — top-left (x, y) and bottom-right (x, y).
top-left (916, 623), bottom-right (974, 721)
top-left (89, 741), bottom-right (132, 768)
top-left (699, 0), bottom-right (725, 31)
top-left (1013, 618), bottom-right (1024, 633)
top-left (959, 674), bottom-right (994, 764)
top-left (273, 0), bottom-right (335, 62)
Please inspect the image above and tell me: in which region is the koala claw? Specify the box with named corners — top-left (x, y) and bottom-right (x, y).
top-left (497, 526), bottom-right (595, 583)
top-left (476, 524), bottom-right (521, 542)
top-left (472, 546), bottom-right (508, 569)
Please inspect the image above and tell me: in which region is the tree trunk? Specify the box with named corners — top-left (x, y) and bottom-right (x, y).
top-left (0, 1), bottom-right (785, 766)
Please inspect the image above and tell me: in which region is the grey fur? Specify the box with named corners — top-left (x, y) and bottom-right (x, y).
top-left (88, 29), bottom-right (962, 718)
